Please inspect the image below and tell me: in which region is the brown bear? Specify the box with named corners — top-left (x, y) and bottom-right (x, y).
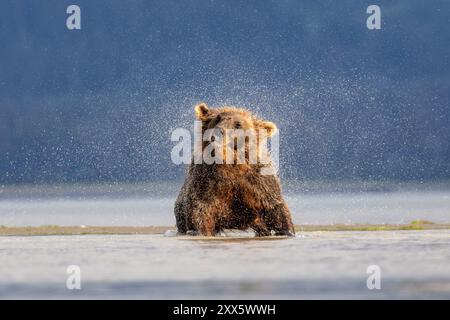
top-left (174, 103), bottom-right (295, 236)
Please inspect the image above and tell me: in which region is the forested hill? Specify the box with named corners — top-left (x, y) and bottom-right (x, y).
top-left (0, 0), bottom-right (449, 183)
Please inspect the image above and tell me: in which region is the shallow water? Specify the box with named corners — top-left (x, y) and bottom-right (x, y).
top-left (1, 191), bottom-right (449, 226)
top-left (1, 230), bottom-right (449, 299)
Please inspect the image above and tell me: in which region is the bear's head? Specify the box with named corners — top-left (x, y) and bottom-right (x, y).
top-left (194, 102), bottom-right (277, 167)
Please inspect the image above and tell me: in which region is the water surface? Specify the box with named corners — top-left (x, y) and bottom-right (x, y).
top-left (1, 230), bottom-right (449, 299)
top-left (1, 191), bottom-right (449, 226)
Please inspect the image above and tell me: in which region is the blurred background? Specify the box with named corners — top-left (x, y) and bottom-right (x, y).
top-left (0, 1), bottom-right (449, 226)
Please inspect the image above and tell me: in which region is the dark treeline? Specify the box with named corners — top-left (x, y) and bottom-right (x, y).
top-left (0, 0), bottom-right (449, 184)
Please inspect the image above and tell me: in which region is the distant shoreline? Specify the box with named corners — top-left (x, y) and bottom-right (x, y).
top-left (1, 220), bottom-right (448, 236)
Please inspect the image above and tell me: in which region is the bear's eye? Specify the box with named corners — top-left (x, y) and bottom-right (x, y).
top-left (214, 114), bottom-right (222, 123)
top-left (234, 121), bottom-right (242, 129)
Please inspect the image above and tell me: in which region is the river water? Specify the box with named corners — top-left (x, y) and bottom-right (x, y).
top-left (1, 190), bottom-right (449, 226)
top-left (1, 230), bottom-right (449, 299)
top-left (1, 183), bottom-right (449, 299)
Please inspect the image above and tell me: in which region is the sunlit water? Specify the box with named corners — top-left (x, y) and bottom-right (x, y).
top-left (0, 191), bottom-right (449, 226)
top-left (1, 231), bottom-right (449, 299)
top-left (1, 185), bottom-right (449, 299)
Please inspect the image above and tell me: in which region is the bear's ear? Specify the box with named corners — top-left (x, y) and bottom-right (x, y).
top-left (195, 103), bottom-right (210, 121)
top-left (258, 121), bottom-right (277, 136)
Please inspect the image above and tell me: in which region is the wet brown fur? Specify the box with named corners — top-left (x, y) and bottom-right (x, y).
top-left (174, 103), bottom-right (295, 236)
